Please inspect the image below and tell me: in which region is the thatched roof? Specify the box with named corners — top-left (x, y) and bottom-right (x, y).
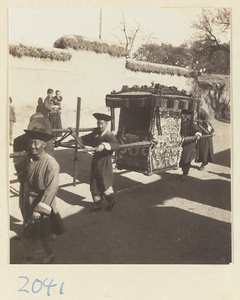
top-left (9, 43), bottom-right (72, 61)
top-left (126, 59), bottom-right (196, 78)
top-left (53, 35), bottom-right (129, 57)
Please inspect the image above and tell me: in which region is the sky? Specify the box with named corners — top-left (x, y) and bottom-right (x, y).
top-left (9, 8), bottom-right (205, 50)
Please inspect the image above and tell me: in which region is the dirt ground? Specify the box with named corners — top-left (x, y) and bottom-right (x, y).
top-left (9, 118), bottom-right (231, 264)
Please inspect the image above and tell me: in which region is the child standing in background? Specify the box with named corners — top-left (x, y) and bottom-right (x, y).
top-left (53, 90), bottom-right (63, 109)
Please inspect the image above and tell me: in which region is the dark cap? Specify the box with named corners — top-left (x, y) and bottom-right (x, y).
top-left (199, 108), bottom-right (209, 121)
top-left (24, 117), bottom-right (53, 142)
top-left (93, 113), bottom-right (111, 122)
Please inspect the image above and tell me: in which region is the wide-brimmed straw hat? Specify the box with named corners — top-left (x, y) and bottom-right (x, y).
top-left (24, 117), bottom-right (53, 142)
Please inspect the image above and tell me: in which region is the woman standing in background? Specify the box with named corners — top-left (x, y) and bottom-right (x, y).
top-left (44, 88), bottom-right (62, 139)
top-left (9, 97), bottom-right (16, 146)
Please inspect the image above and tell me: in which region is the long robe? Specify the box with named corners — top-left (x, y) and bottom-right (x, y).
top-left (9, 103), bottom-right (16, 143)
top-left (81, 128), bottom-right (119, 195)
top-left (180, 120), bottom-right (201, 165)
top-left (44, 96), bottom-right (62, 137)
top-left (196, 121), bottom-right (214, 163)
top-left (36, 102), bottom-right (48, 119)
top-left (19, 153), bottom-right (64, 236)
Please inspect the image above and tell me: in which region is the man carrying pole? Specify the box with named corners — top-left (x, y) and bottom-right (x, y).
top-left (79, 113), bottom-right (120, 212)
top-left (179, 109), bottom-right (202, 181)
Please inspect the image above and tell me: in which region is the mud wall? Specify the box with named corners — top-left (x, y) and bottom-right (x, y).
top-left (9, 49), bottom-right (194, 137)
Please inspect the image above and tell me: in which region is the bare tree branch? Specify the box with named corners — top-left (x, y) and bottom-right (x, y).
top-left (191, 8), bottom-right (230, 54)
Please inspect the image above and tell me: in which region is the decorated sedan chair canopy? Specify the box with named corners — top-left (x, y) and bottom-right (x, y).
top-left (106, 91), bottom-right (200, 175)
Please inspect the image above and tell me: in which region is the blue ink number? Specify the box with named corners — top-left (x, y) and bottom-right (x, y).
top-left (43, 278), bottom-right (57, 296)
top-left (18, 276), bottom-right (64, 295)
top-left (32, 279), bottom-right (42, 293)
top-left (18, 276), bottom-right (29, 293)
top-left (60, 282), bottom-right (64, 295)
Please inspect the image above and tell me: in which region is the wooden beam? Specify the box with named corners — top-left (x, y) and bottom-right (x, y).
top-left (9, 135), bottom-right (213, 158)
top-left (78, 141), bottom-right (152, 152)
top-left (73, 98), bottom-right (81, 186)
top-left (110, 107), bottom-right (115, 131)
top-left (52, 127), bottom-right (94, 133)
top-left (9, 151), bottom-right (27, 158)
top-left (183, 134), bottom-right (212, 142)
top-left (69, 128), bottom-right (85, 148)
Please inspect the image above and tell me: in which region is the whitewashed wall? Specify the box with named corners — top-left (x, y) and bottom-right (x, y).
top-left (9, 50), bottom-right (195, 137)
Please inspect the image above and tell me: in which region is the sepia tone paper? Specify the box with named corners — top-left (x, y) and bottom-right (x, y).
top-left (1, 0), bottom-right (240, 299)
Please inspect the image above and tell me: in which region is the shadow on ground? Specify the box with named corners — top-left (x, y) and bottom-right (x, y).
top-left (10, 149), bottom-right (231, 264)
top-left (213, 149), bottom-right (230, 168)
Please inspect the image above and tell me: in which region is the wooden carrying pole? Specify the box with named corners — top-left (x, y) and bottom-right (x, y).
top-left (73, 97), bottom-right (81, 186)
top-left (183, 134), bottom-right (212, 142)
top-left (110, 107), bottom-right (115, 132)
top-left (52, 127), bottom-right (94, 133)
top-left (9, 135), bottom-right (213, 158)
top-left (78, 141), bottom-right (151, 153)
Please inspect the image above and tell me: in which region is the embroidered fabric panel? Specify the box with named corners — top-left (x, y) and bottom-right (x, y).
top-left (115, 108), bottom-right (183, 174)
top-left (150, 109), bottom-right (183, 171)
top-left (116, 132), bottom-right (150, 172)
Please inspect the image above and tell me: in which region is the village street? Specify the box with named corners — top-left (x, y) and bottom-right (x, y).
top-left (9, 118), bottom-right (231, 264)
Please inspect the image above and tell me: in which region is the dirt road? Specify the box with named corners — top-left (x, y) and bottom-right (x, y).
top-left (9, 118), bottom-right (231, 264)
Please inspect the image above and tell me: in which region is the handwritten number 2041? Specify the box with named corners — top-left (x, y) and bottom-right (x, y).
top-left (18, 276), bottom-right (64, 296)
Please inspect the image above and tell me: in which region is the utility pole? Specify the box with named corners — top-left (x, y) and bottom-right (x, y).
top-left (99, 8), bottom-right (102, 39)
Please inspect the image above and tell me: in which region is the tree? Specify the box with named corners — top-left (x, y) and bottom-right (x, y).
top-left (190, 8), bottom-right (230, 74)
top-left (113, 12), bottom-right (141, 54)
top-left (133, 43), bottom-right (190, 68)
top-left (132, 8), bottom-right (230, 75)
top-left (192, 8), bottom-right (230, 52)
top-left (215, 8), bottom-right (230, 32)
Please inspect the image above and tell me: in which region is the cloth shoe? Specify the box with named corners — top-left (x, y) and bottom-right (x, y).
top-left (199, 163), bottom-right (207, 171)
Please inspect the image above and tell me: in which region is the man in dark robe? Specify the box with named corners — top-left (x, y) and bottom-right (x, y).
top-left (36, 97), bottom-right (48, 119)
top-left (179, 109), bottom-right (202, 181)
top-left (17, 118), bottom-right (64, 264)
top-left (80, 113), bottom-right (120, 212)
top-left (195, 108), bottom-right (214, 170)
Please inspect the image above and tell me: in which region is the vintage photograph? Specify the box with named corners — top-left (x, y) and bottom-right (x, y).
top-left (9, 8), bottom-right (231, 264)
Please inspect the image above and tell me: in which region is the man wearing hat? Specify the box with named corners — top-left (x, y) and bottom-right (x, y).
top-left (14, 112), bottom-right (55, 157)
top-left (18, 117), bottom-right (64, 263)
top-left (80, 113), bottom-right (120, 212)
top-left (179, 109), bottom-right (202, 181)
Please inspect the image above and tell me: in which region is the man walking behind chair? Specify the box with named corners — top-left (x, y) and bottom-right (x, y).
top-left (79, 113), bottom-right (119, 212)
top-left (179, 109), bottom-right (202, 181)
top-left (17, 117), bottom-right (64, 264)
